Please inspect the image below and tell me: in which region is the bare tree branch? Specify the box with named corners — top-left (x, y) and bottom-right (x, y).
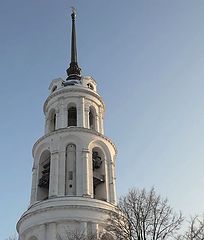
top-left (107, 187), bottom-right (183, 240)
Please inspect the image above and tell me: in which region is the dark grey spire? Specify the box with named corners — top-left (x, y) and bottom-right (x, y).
top-left (66, 8), bottom-right (81, 81)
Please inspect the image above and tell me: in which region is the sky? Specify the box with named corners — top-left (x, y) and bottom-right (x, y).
top-left (1, 0), bottom-right (204, 238)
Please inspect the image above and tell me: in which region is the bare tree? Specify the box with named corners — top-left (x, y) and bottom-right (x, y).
top-left (107, 187), bottom-right (183, 240)
top-left (179, 216), bottom-right (204, 240)
top-left (5, 235), bottom-right (17, 240)
top-left (56, 228), bottom-right (111, 240)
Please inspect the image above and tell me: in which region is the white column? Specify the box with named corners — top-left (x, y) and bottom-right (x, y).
top-left (78, 97), bottom-right (85, 127)
top-left (81, 222), bottom-right (87, 236)
top-left (44, 116), bottom-right (49, 134)
top-left (104, 158), bottom-right (110, 202)
top-left (58, 150), bottom-right (66, 196)
top-left (64, 108), bottom-right (68, 128)
top-left (99, 106), bottom-right (104, 134)
top-left (47, 222), bottom-right (56, 240)
top-left (82, 148), bottom-right (91, 197)
top-left (30, 167), bottom-right (37, 204)
top-left (109, 158), bottom-right (116, 204)
top-left (95, 115), bottom-right (100, 132)
top-left (49, 151), bottom-right (59, 197)
top-left (55, 108), bottom-right (60, 130)
top-left (91, 223), bottom-right (99, 238)
top-left (39, 224), bottom-right (46, 240)
top-left (58, 99), bottom-right (65, 128)
top-left (85, 107), bottom-right (89, 128)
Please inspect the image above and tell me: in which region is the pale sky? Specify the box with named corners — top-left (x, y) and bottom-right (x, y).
top-left (1, 0), bottom-right (204, 238)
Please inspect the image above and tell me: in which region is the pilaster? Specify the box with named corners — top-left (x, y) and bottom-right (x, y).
top-left (82, 148), bottom-right (91, 197)
top-left (85, 106), bottom-right (89, 129)
top-left (55, 108), bottom-right (60, 130)
top-left (39, 224), bottom-right (46, 240)
top-left (104, 158), bottom-right (110, 202)
top-left (58, 98), bottom-right (66, 128)
top-left (95, 115), bottom-right (100, 132)
top-left (30, 167), bottom-right (37, 204)
top-left (109, 158), bottom-right (116, 204)
top-left (49, 151), bottom-right (59, 197)
top-left (78, 97), bottom-right (85, 127)
top-left (47, 223), bottom-right (56, 239)
top-left (58, 150), bottom-right (66, 196)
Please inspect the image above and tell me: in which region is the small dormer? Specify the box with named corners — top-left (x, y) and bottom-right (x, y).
top-left (82, 76), bottom-right (97, 92)
top-left (49, 78), bottom-right (64, 94)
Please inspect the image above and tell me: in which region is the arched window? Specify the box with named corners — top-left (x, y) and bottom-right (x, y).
top-left (92, 147), bottom-right (107, 201)
top-left (89, 107), bottom-right (96, 130)
top-left (28, 236), bottom-right (38, 240)
top-left (37, 150), bottom-right (51, 201)
top-left (87, 83), bottom-right (94, 90)
top-left (65, 144), bottom-right (76, 196)
top-left (49, 110), bottom-right (56, 132)
top-left (89, 110), bottom-right (94, 129)
top-left (51, 85), bottom-right (57, 93)
top-left (68, 106), bottom-right (77, 126)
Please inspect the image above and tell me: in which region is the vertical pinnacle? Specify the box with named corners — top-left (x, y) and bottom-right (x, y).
top-left (66, 7), bottom-right (81, 81)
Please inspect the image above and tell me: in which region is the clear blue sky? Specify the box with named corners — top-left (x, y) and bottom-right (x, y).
top-left (1, 0), bottom-right (204, 238)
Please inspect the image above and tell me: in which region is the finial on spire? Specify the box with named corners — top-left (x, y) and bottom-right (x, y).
top-left (71, 6), bottom-right (76, 16)
top-left (66, 7), bottom-right (81, 82)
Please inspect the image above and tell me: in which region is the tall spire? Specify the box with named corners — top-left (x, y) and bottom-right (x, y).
top-left (66, 7), bottom-right (81, 81)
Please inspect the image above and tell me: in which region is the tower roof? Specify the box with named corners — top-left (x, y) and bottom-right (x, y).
top-left (66, 7), bottom-right (81, 81)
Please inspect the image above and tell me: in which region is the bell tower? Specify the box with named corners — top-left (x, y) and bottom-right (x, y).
top-left (17, 9), bottom-right (117, 240)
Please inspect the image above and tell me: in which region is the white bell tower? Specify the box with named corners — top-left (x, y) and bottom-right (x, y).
top-left (17, 10), bottom-right (117, 240)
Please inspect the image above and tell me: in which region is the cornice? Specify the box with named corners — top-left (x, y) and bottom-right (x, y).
top-left (43, 86), bottom-right (105, 114)
top-left (17, 198), bottom-right (117, 229)
top-left (32, 127), bottom-right (117, 157)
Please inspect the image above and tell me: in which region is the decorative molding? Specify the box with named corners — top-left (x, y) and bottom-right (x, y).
top-left (32, 127), bottom-right (117, 157)
top-left (44, 87), bottom-right (105, 114)
top-left (17, 199), bottom-right (117, 229)
top-left (82, 148), bottom-right (90, 153)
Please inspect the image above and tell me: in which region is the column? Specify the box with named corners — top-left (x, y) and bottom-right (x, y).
top-left (81, 222), bottom-right (87, 236)
top-left (82, 148), bottom-right (91, 197)
top-left (104, 158), bottom-right (110, 202)
top-left (78, 97), bottom-right (85, 127)
top-left (63, 108), bottom-right (68, 128)
top-left (55, 108), bottom-right (60, 130)
top-left (49, 151), bottom-right (59, 197)
top-left (91, 223), bottom-right (99, 239)
top-left (95, 115), bottom-right (100, 132)
top-left (44, 116), bottom-right (49, 134)
top-left (58, 150), bottom-right (66, 196)
top-left (109, 158), bottom-right (116, 204)
top-left (39, 224), bottom-right (46, 240)
top-left (58, 99), bottom-right (66, 128)
top-left (84, 106), bottom-right (89, 128)
top-left (99, 106), bottom-right (104, 134)
top-left (47, 223), bottom-right (56, 240)
top-left (30, 167), bottom-right (37, 204)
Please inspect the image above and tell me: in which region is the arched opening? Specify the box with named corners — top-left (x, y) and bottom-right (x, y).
top-left (68, 106), bottom-right (77, 127)
top-left (89, 107), bottom-right (96, 130)
top-left (65, 144), bottom-right (76, 196)
top-left (49, 109), bottom-right (56, 132)
top-left (28, 236), bottom-right (38, 240)
top-left (87, 83), bottom-right (94, 90)
top-left (37, 150), bottom-right (51, 201)
top-left (51, 85), bottom-right (57, 93)
top-left (92, 147), bottom-right (107, 201)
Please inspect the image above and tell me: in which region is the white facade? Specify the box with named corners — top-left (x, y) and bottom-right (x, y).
top-left (17, 76), bottom-right (117, 240)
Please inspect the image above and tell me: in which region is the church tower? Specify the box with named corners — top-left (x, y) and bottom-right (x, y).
top-left (17, 10), bottom-right (117, 240)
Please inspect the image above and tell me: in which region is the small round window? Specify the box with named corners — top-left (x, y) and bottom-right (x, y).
top-left (87, 83), bottom-right (94, 90)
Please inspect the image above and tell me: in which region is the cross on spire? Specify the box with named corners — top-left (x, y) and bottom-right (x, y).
top-left (66, 7), bottom-right (81, 81)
